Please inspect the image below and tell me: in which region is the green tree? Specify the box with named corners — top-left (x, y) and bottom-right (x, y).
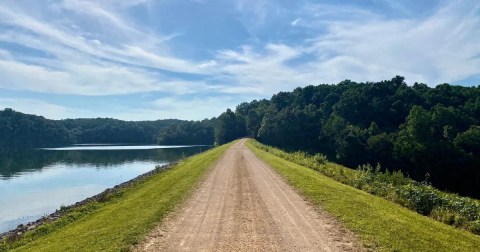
top-left (214, 109), bottom-right (245, 145)
top-left (454, 126), bottom-right (480, 157)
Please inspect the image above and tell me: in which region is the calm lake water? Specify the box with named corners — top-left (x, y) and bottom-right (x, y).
top-left (0, 145), bottom-right (209, 233)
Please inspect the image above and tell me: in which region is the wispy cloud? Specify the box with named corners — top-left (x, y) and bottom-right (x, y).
top-left (0, 3), bottom-right (208, 74)
top-left (150, 96), bottom-right (240, 120)
top-left (0, 1), bottom-right (214, 96)
top-left (218, 0), bottom-right (480, 87)
top-left (0, 59), bottom-right (211, 96)
top-left (214, 44), bottom-right (305, 94)
top-left (0, 98), bottom-right (89, 120)
top-left (306, 0), bottom-right (480, 84)
top-left (0, 0), bottom-right (479, 120)
top-left (291, 18), bottom-right (301, 26)
top-left (96, 95), bottom-right (246, 121)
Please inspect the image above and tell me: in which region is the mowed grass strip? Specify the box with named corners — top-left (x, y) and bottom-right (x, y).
top-left (6, 142), bottom-right (233, 252)
top-left (246, 140), bottom-right (480, 252)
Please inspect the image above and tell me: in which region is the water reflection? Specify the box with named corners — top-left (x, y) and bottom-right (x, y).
top-left (0, 146), bottom-right (208, 179)
top-left (0, 145), bottom-right (209, 233)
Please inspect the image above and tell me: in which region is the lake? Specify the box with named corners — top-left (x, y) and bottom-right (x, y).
top-left (0, 145), bottom-right (209, 234)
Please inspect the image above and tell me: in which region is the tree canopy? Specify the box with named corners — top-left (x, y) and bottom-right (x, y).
top-left (215, 76), bottom-right (480, 198)
top-left (157, 120), bottom-right (215, 145)
top-left (0, 108), bottom-right (73, 150)
top-left (2, 76), bottom-right (480, 197)
top-left (0, 109), bottom-right (209, 150)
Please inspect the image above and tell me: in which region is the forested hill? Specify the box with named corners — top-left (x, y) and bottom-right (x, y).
top-left (61, 118), bottom-right (182, 144)
top-left (2, 76), bottom-right (480, 197)
top-left (215, 76), bottom-right (480, 198)
top-left (0, 108), bottom-right (214, 150)
top-left (0, 108), bottom-right (73, 149)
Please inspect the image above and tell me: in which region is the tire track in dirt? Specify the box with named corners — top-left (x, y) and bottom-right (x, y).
top-left (134, 139), bottom-right (364, 251)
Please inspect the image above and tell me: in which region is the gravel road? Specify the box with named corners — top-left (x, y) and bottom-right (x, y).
top-left (135, 139), bottom-right (364, 251)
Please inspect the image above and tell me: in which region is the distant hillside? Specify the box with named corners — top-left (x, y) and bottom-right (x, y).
top-left (214, 76), bottom-right (480, 198)
top-left (0, 109), bottom-right (215, 150)
top-left (0, 108), bottom-right (73, 150)
top-left (61, 117), bottom-right (183, 144)
top-left (3, 75), bottom-right (480, 197)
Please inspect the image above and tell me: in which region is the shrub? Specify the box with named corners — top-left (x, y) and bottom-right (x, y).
top-left (468, 220), bottom-right (480, 234)
top-left (250, 140), bottom-right (480, 235)
top-left (395, 183), bottom-right (443, 215)
top-left (431, 207), bottom-right (458, 225)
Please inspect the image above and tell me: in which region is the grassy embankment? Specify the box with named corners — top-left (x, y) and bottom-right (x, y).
top-left (246, 139), bottom-right (480, 251)
top-left (1, 141), bottom-right (234, 252)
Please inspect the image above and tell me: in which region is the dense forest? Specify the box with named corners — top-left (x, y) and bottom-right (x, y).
top-left (2, 76), bottom-right (480, 197)
top-left (61, 118), bottom-right (182, 144)
top-left (157, 120), bottom-right (215, 145)
top-left (0, 109), bottom-right (214, 151)
top-left (215, 76), bottom-right (480, 198)
top-left (0, 108), bottom-right (73, 150)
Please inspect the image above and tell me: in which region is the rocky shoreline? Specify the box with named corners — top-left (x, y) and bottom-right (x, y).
top-left (0, 162), bottom-right (176, 241)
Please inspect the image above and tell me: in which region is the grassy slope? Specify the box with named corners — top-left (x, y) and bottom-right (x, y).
top-left (246, 140), bottom-right (480, 251)
top-left (7, 142), bottom-right (233, 252)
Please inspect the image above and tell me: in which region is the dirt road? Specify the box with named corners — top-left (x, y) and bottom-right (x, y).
top-left (135, 139), bottom-right (363, 251)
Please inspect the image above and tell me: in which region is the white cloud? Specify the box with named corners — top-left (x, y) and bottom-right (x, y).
top-left (307, 1), bottom-right (480, 84)
top-left (82, 97), bottom-right (233, 121)
top-left (0, 1), bottom-right (218, 97)
top-left (0, 96), bottom-right (234, 121)
top-left (291, 18), bottom-right (301, 26)
top-left (59, 0), bottom-right (139, 34)
top-left (0, 98), bottom-right (88, 120)
top-left (1, 0), bottom-right (480, 121)
top-left (0, 49), bottom-right (12, 59)
top-left (216, 0), bottom-right (480, 89)
top-left (0, 2), bottom-right (209, 80)
top-left (302, 3), bottom-right (380, 22)
top-left (118, 45), bottom-right (203, 74)
top-left (0, 60), bottom-right (208, 96)
top-left (95, 0), bottom-right (153, 9)
top-left (150, 96), bottom-right (240, 120)
top-left (214, 44), bottom-right (306, 94)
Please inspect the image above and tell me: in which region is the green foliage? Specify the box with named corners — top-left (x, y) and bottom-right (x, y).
top-left (221, 76), bottom-right (480, 198)
top-left (0, 109), bottom-right (214, 150)
top-left (157, 120), bottom-right (214, 145)
top-left (395, 183), bottom-right (443, 215)
top-left (0, 108), bottom-right (73, 150)
top-left (250, 140), bottom-right (356, 186)
top-left (214, 109), bottom-right (245, 145)
top-left (454, 126), bottom-right (480, 157)
top-left (61, 117), bottom-right (184, 144)
top-left (247, 140), bottom-right (480, 251)
top-left (250, 140), bottom-right (480, 235)
top-left (235, 100), bottom-right (269, 137)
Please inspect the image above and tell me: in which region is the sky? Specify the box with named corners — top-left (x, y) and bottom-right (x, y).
top-left (0, 0), bottom-right (479, 120)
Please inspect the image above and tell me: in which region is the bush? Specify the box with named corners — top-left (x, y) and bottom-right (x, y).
top-left (395, 183), bottom-right (443, 215)
top-left (430, 207), bottom-right (458, 225)
top-left (250, 140), bottom-right (480, 235)
top-left (468, 220), bottom-right (480, 234)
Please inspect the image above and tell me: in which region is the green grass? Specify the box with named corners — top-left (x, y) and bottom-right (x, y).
top-left (2, 142), bottom-right (233, 252)
top-left (246, 139), bottom-right (480, 251)
top-left (249, 141), bottom-right (480, 234)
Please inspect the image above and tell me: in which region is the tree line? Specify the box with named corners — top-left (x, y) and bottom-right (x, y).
top-left (0, 108), bottom-right (214, 151)
top-left (2, 76), bottom-right (480, 197)
top-left (215, 76), bottom-right (480, 198)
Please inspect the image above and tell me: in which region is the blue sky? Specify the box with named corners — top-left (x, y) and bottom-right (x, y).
top-left (0, 0), bottom-right (479, 120)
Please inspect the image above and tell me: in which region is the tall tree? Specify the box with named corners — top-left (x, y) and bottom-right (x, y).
top-left (212, 76), bottom-right (480, 197)
top-left (215, 109), bottom-right (245, 145)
